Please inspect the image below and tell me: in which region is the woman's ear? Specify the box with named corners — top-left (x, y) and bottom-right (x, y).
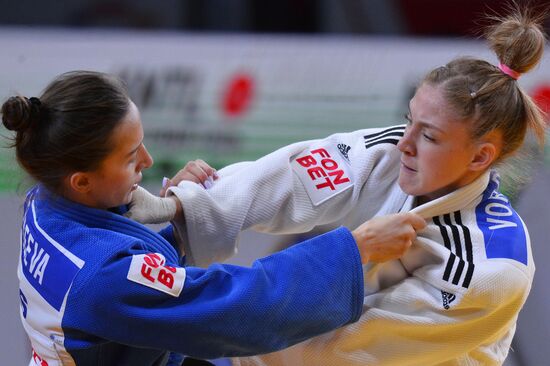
top-left (68, 172), bottom-right (92, 193)
top-left (469, 142), bottom-right (497, 172)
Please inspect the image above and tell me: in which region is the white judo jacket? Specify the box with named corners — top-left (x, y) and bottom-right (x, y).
top-left (169, 125), bottom-right (534, 365)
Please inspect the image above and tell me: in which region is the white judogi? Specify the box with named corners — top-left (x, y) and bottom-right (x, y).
top-left (170, 125), bottom-right (534, 365)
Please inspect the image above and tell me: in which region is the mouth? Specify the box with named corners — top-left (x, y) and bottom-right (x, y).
top-left (401, 161), bottom-right (417, 172)
top-left (131, 174), bottom-right (143, 192)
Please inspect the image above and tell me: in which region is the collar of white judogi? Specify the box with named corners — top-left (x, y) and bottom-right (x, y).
top-left (409, 170), bottom-right (492, 219)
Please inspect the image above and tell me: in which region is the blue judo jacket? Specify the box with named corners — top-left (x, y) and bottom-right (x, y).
top-left (18, 185), bottom-right (364, 366)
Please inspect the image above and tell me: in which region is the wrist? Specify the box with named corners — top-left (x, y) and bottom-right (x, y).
top-left (351, 228), bottom-right (371, 265)
top-left (169, 195), bottom-right (183, 221)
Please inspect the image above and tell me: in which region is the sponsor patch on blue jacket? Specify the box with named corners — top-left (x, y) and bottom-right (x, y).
top-left (21, 204), bottom-right (83, 311)
top-left (475, 178), bottom-right (527, 265)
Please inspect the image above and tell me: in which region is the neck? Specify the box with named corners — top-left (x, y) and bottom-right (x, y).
top-left (416, 170), bottom-right (487, 206)
top-left (61, 185), bottom-right (104, 210)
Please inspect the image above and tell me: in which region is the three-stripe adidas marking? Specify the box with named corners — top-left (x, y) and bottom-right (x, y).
top-left (433, 211), bottom-right (475, 289)
top-left (364, 125), bottom-right (405, 149)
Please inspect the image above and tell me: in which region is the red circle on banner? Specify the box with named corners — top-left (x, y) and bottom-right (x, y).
top-left (532, 84), bottom-right (550, 123)
top-left (223, 74), bottom-right (254, 117)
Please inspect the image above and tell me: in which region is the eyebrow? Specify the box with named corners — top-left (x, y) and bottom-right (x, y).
top-left (418, 121), bottom-right (445, 134)
top-left (406, 107), bottom-right (446, 134)
top-left (126, 140), bottom-right (142, 157)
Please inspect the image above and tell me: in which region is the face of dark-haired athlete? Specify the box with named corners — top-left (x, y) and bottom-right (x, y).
top-left (85, 101), bottom-right (153, 209)
top-left (397, 83), bottom-right (493, 205)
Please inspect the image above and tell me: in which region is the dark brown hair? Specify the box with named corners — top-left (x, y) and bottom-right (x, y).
top-left (1, 71), bottom-right (130, 193)
top-left (422, 7), bottom-right (546, 162)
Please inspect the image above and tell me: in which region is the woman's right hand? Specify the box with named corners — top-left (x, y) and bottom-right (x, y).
top-left (352, 213), bottom-right (426, 264)
top-left (125, 186), bottom-right (181, 224)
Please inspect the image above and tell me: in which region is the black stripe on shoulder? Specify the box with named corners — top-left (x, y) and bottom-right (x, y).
top-left (364, 138), bottom-right (401, 150)
top-left (363, 125), bottom-right (406, 140)
top-left (364, 130), bottom-right (405, 144)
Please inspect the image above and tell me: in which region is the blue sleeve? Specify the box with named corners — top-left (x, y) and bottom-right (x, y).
top-left (158, 225), bottom-right (176, 247)
top-left (66, 227), bottom-right (363, 359)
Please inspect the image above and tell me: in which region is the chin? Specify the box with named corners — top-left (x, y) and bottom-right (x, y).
top-left (399, 181), bottom-right (430, 200)
top-left (398, 175), bottom-right (416, 195)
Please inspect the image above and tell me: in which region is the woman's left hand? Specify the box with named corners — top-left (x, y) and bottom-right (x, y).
top-left (160, 159), bottom-right (218, 196)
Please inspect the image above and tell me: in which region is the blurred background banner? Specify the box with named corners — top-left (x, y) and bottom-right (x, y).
top-left (1, 1), bottom-right (550, 365)
top-left (1, 29), bottom-right (549, 192)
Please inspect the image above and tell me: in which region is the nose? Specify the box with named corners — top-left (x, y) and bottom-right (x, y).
top-left (137, 144), bottom-right (154, 170)
top-left (397, 127), bottom-right (415, 156)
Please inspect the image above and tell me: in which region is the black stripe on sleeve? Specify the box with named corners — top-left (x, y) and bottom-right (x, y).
top-left (364, 138), bottom-right (401, 149)
top-left (363, 125), bottom-right (406, 140)
top-left (433, 216), bottom-right (451, 251)
top-left (454, 211), bottom-right (475, 288)
top-left (444, 253), bottom-right (456, 282)
top-left (443, 213), bottom-right (466, 286)
top-left (364, 130), bottom-right (405, 144)
top-left (443, 213), bottom-right (463, 259)
top-left (452, 259), bottom-right (466, 285)
top-left (434, 216), bottom-right (454, 282)
top-left (454, 211), bottom-right (473, 262)
top-left (462, 263), bottom-right (475, 288)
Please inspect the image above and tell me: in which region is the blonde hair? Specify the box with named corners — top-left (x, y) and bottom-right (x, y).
top-left (423, 6), bottom-right (546, 162)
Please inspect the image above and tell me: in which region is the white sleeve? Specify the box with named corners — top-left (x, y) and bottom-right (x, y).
top-left (168, 127), bottom-right (399, 267)
top-left (235, 262), bottom-right (530, 366)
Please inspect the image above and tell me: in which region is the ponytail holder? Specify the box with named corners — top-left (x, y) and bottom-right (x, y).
top-left (28, 97), bottom-right (41, 107)
top-left (498, 63), bottom-right (520, 80)
top-left (27, 97), bottom-right (44, 124)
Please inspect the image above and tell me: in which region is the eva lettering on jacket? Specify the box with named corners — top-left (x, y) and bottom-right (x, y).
top-left (21, 203), bottom-right (84, 311)
top-left (22, 223), bottom-right (50, 286)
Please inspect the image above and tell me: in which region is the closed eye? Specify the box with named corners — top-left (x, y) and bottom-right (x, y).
top-left (423, 134), bottom-right (436, 142)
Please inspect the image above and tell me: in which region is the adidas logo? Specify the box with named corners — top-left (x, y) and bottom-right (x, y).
top-left (441, 291), bottom-right (456, 310)
top-left (337, 143), bottom-right (351, 161)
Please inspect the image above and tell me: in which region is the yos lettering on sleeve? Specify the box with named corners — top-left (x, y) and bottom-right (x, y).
top-left (291, 145), bottom-right (354, 206)
top-left (127, 253), bottom-right (186, 297)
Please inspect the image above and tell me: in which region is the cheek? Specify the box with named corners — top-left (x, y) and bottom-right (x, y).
top-left (417, 149), bottom-right (452, 181)
top-left (426, 150), bottom-right (467, 182)
top-left (113, 171), bottom-right (135, 192)
top-left (418, 146), bottom-right (443, 169)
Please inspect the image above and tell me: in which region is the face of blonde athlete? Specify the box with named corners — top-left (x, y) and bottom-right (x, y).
top-left (397, 83), bottom-right (499, 205)
top-left (68, 101), bottom-right (154, 209)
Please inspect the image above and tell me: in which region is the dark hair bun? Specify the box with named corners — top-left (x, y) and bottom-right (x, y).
top-left (1, 96), bottom-right (41, 133)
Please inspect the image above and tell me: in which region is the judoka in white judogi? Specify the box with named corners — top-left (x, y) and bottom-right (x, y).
top-left (169, 125), bottom-right (534, 365)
